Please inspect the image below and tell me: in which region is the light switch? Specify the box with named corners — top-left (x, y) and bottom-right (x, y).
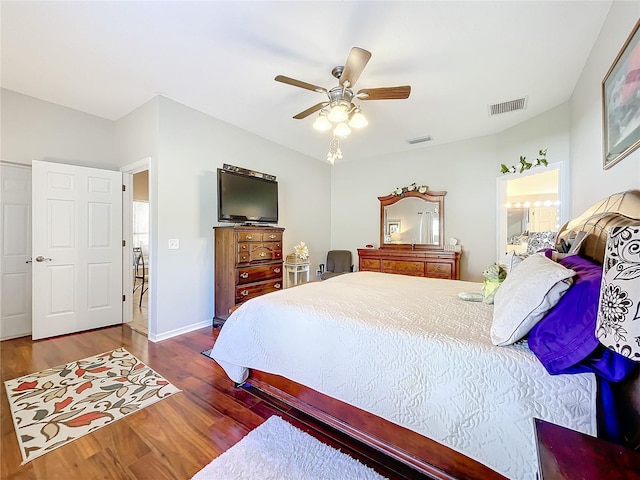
top-left (168, 239), bottom-right (179, 250)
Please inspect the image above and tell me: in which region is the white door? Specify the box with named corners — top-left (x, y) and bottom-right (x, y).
top-left (530, 206), bottom-right (559, 232)
top-left (32, 161), bottom-right (123, 340)
top-left (0, 163), bottom-right (32, 340)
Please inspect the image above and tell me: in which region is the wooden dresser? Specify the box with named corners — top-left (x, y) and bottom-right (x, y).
top-left (214, 225), bottom-right (284, 323)
top-left (357, 248), bottom-right (460, 280)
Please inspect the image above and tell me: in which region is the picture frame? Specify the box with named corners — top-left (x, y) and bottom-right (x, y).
top-left (387, 220), bottom-right (401, 235)
top-left (602, 19), bottom-right (640, 169)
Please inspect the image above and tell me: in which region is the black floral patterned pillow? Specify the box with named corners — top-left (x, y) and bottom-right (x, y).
top-left (596, 225), bottom-right (640, 361)
top-left (526, 231), bottom-right (557, 255)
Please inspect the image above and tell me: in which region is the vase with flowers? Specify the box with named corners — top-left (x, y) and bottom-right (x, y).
top-left (286, 242), bottom-right (309, 264)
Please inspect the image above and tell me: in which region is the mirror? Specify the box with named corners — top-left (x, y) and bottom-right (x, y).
top-left (497, 164), bottom-right (567, 257)
top-left (379, 190), bottom-right (446, 250)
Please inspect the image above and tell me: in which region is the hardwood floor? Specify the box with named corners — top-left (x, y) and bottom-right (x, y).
top-left (1, 325), bottom-right (426, 480)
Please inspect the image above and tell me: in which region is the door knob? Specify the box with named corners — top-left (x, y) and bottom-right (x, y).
top-left (35, 256), bottom-right (52, 262)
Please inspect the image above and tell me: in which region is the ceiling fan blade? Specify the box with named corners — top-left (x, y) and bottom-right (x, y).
top-left (293, 102), bottom-right (326, 119)
top-left (275, 75), bottom-right (327, 93)
top-left (357, 86), bottom-right (411, 100)
top-left (340, 47), bottom-right (372, 87)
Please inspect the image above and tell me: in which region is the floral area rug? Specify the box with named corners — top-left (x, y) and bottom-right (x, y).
top-left (4, 347), bottom-right (180, 464)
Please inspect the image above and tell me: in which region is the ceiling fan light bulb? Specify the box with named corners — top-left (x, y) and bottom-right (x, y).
top-left (328, 104), bottom-right (348, 123)
top-left (313, 114), bottom-right (332, 131)
top-left (333, 122), bottom-right (351, 137)
top-left (349, 111), bottom-right (368, 128)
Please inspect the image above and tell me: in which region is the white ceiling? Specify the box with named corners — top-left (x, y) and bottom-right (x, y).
top-left (1, 1), bottom-right (612, 163)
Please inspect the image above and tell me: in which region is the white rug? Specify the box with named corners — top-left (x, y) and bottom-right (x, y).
top-left (191, 416), bottom-right (388, 479)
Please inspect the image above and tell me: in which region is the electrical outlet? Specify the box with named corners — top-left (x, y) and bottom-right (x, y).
top-left (168, 239), bottom-right (179, 250)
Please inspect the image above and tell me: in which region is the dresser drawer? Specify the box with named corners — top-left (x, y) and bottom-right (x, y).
top-left (382, 260), bottom-right (424, 276)
top-left (237, 231), bottom-right (261, 242)
top-left (237, 242), bottom-right (282, 263)
top-left (357, 248), bottom-right (460, 281)
top-left (236, 279), bottom-right (283, 303)
top-left (237, 264), bottom-right (283, 285)
top-left (360, 258), bottom-right (381, 271)
top-left (250, 243), bottom-right (282, 262)
top-left (261, 231), bottom-right (282, 242)
top-left (237, 231), bottom-right (283, 243)
top-left (426, 262), bottom-right (452, 279)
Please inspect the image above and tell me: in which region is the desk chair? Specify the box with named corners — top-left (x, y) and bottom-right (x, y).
top-left (133, 247), bottom-right (148, 307)
top-left (320, 250), bottom-right (353, 280)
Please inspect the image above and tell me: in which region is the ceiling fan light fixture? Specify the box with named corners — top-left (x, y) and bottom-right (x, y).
top-left (275, 47), bottom-right (410, 163)
top-left (327, 102), bottom-right (349, 123)
top-left (333, 122), bottom-right (351, 137)
top-left (348, 109), bottom-right (368, 128)
top-left (327, 136), bottom-right (343, 165)
top-left (313, 113), bottom-right (332, 131)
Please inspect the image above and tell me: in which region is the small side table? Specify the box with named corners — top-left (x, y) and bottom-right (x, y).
top-left (284, 262), bottom-right (310, 288)
top-left (535, 418), bottom-right (640, 479)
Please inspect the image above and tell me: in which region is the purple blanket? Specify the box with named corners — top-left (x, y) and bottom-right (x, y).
top-left (528, 254), bottom-right (637, 440)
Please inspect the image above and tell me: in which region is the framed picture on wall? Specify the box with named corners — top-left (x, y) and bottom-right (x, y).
top-left (387, 220), bottom-right (401, 235)
top-left (602, 19), bottom-right (640, 169)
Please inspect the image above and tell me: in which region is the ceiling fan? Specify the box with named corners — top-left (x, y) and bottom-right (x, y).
top-left (274, 47), bottom-right (411, 122)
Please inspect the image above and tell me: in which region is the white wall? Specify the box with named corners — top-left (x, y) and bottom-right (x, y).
top-left (152, 97), bottom-right (331, 339)
top-left (114, 98), bottom-right (160, 336)
top-left (330, 101), bottom-right (585, 282)
top-left (1, 89), bottom-right (118, 168)
top-left (114, 97), bottom-right (159, 166)
top-left (495, 103), bottom-right (570, 183)
top-left (331, 136), bottom-right (497, 281)
top-left (570, 1), bottom-right (640, 215)
top-left (331, 0), bottom-right (640, 281)
top-left (3, 1), bottom-right (638, 333)
top-left (1, 90), bottom-right (331, 341)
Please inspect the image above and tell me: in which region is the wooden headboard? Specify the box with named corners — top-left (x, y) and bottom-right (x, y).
top-left (555, 189), bottom-right (640, 265)
top-left (556, 189), bottom-right (640, 449)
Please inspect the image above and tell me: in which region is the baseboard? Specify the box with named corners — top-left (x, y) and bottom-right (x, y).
top-left (148, 319), bottom-right (212, 343)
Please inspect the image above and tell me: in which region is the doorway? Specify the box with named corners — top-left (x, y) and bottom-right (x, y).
top-left (121, 158), bottom-right (152, 338)
top-left (497, 162), bottom-right (568, 259)
top-left (131, 170), bottom-right (149, 335)
top-left (0, 162), bottom-right (32, 340)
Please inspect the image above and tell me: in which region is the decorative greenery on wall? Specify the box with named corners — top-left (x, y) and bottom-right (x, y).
top-left (391, 183), bottom-right (429, 196)
top-left (500, 149), bottom-right (548, 174)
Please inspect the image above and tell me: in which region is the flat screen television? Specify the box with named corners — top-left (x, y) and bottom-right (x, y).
top-left (217, 168), bottom-right (278, 224)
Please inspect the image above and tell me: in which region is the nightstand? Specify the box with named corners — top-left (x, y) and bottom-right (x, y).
top-left (284, 262), bottom-right (310, 287)
top-left (534, 418), bottom-right (640, 479)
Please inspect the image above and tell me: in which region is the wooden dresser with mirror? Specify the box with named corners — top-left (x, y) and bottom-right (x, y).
top-left (357, 190), bottom-right (460, 280)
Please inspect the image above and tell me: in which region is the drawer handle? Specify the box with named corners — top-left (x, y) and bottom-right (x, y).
top-left (274, 283), bottom-right (281, 289)
top-left (246, 234), bottom-right (253, 240)
top-left (240, 290), bottom-right (249, 296)
top-left (269, 234), bottom-right (276, 239)
top-left (260, 252), bottom-right (266, 257)
top-left (240, 272), bottom-right (249, 279)
top-left (274, 268), bottom-right (281, 273)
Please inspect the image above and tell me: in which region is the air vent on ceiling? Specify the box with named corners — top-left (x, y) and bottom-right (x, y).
top-left (406, 135), bottom-right (433, 145)
top-left (488, 97), bottom-right (528, 116)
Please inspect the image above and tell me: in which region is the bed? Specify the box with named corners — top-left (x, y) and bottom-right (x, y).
top-left (210, 190), bottom-right (640, 480)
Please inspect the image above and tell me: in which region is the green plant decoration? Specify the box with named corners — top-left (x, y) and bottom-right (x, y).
top-left (500, 149), bottom-right (548, 174)
top-left (391, 183), bottom-right (429, 196)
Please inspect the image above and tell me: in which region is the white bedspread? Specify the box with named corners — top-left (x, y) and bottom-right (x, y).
top-left (210, 271), bottom-right (597, 480)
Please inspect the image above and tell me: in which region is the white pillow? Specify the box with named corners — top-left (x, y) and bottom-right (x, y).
top-left (491, 254), bottom-right (575, 346)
